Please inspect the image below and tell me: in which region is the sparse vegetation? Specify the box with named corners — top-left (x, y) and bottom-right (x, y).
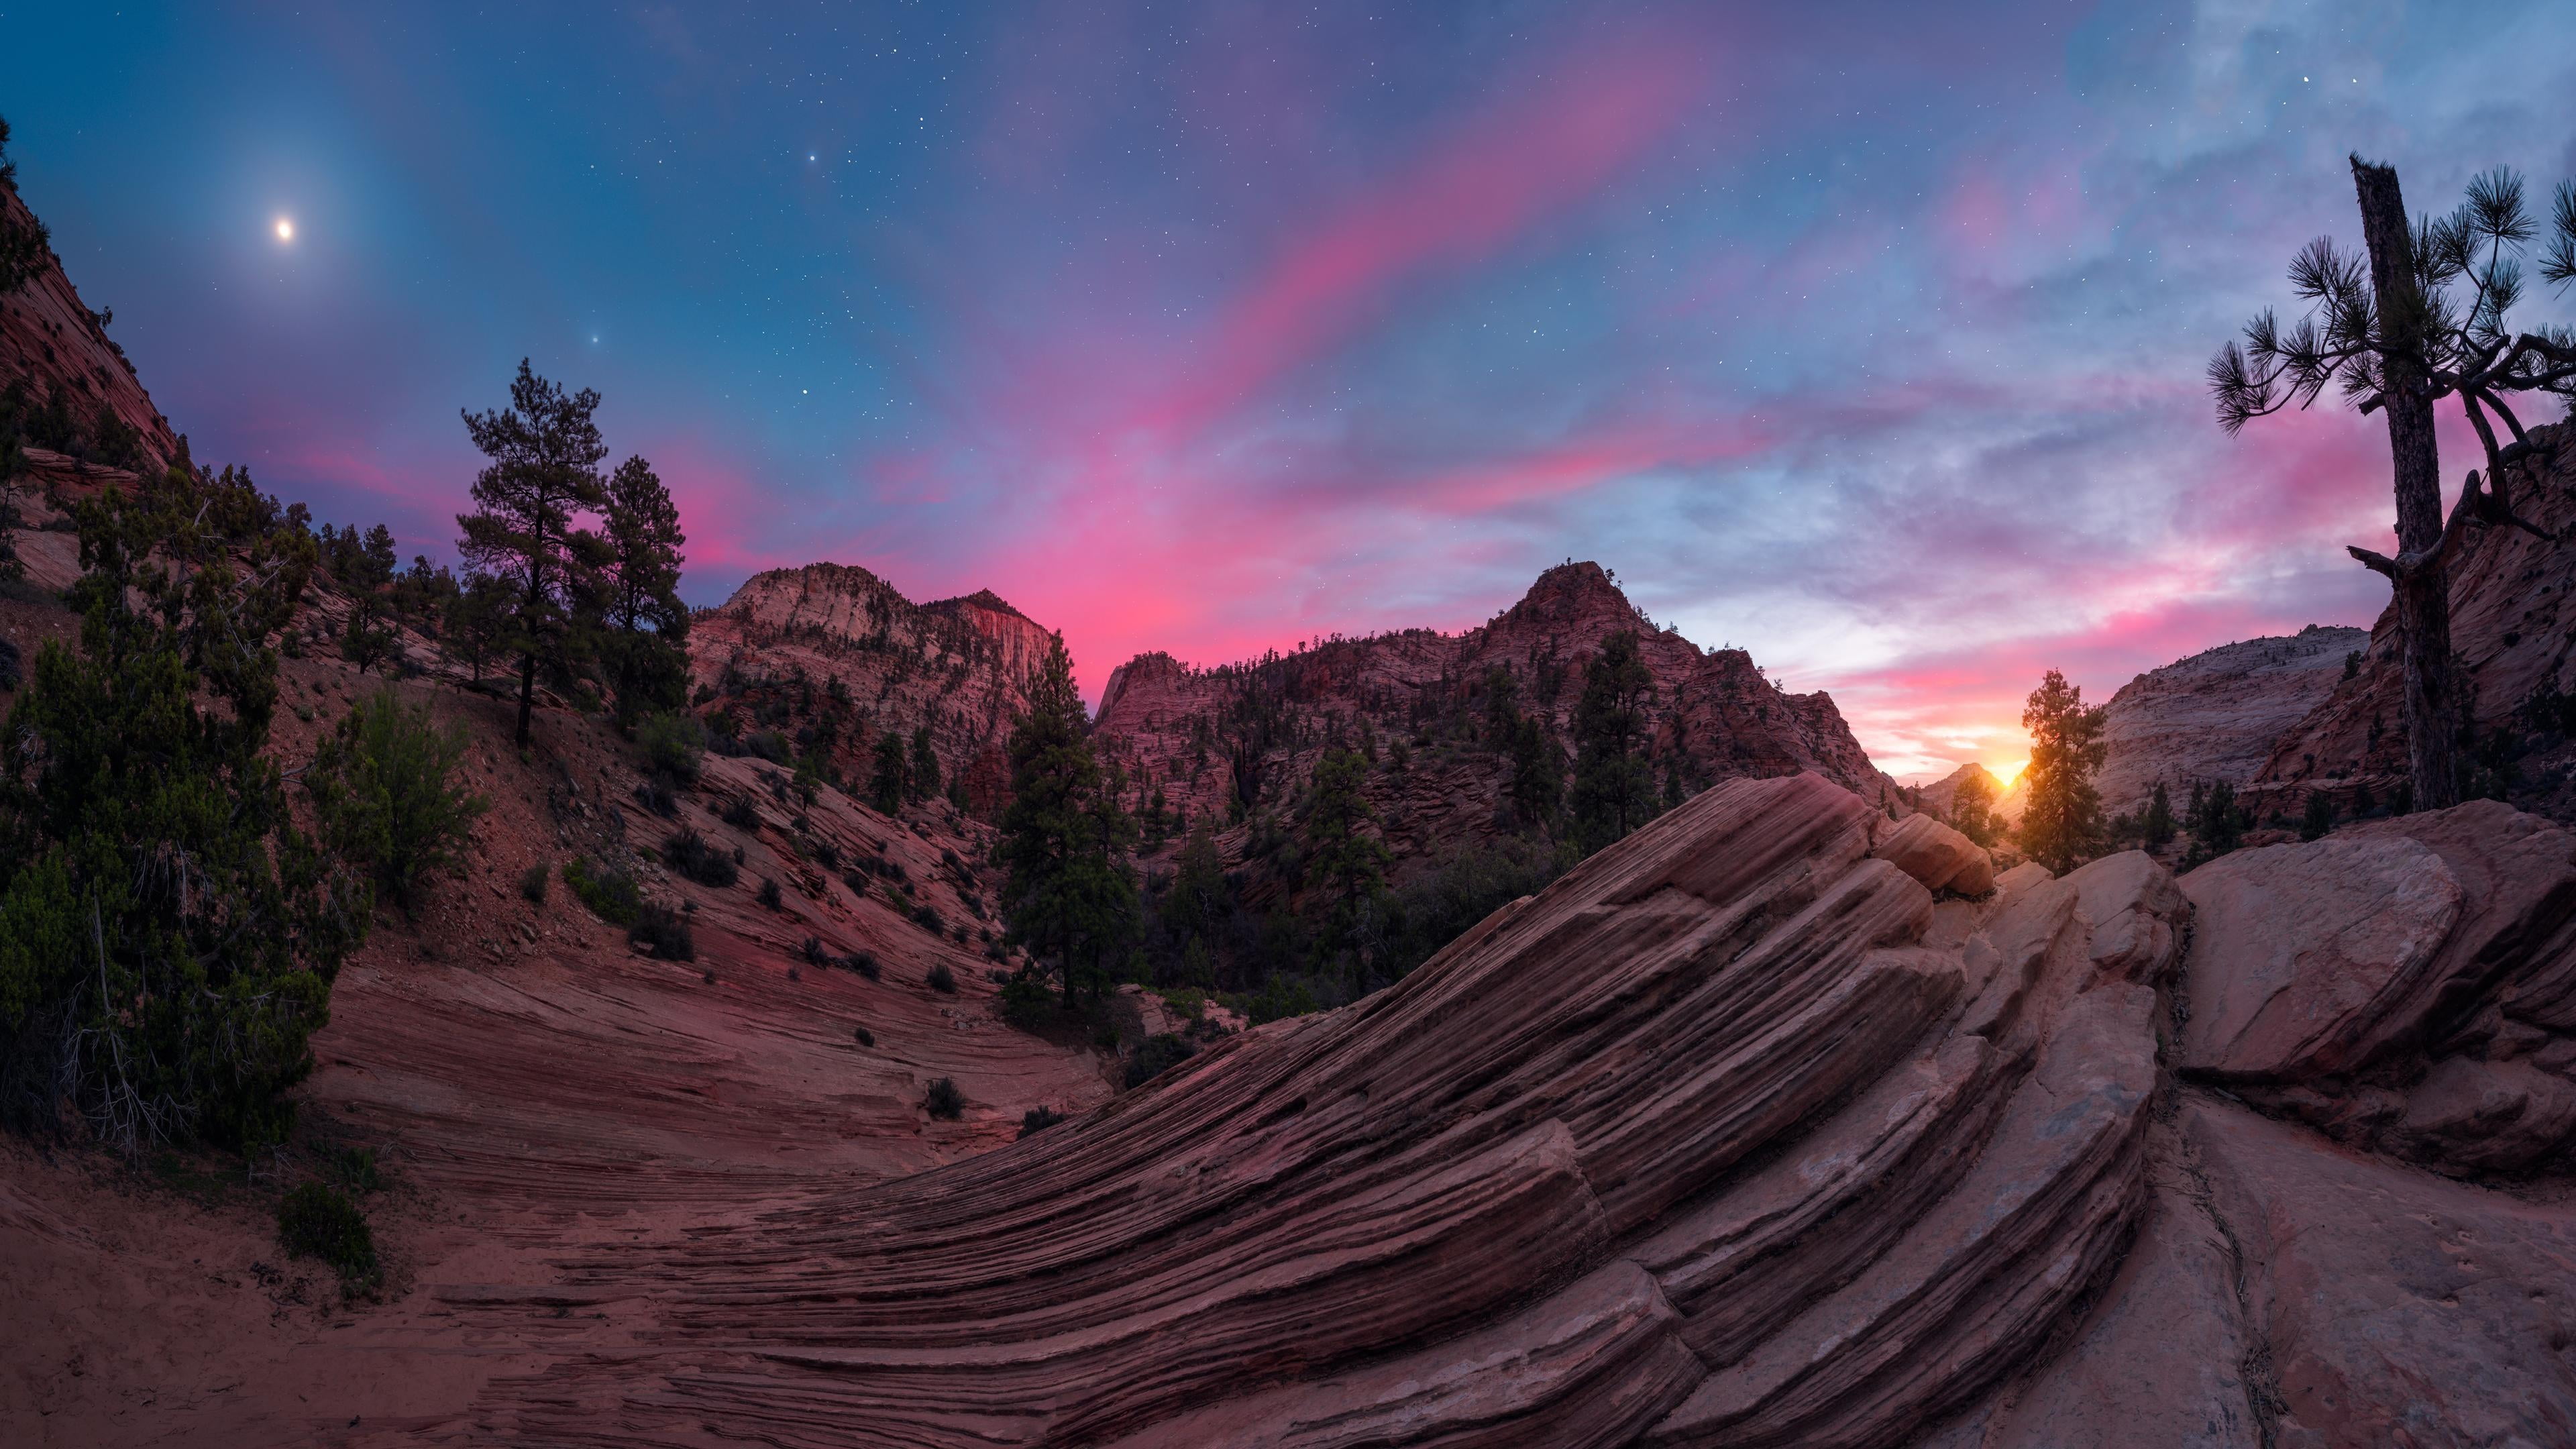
top-left (636, 709), bottom-right (706, 786)
top-left (1124, 1032), bottom-right (1198, 1089)
top-left (519, 863), bottom-right (551, 904)
top-left (565, 855), bottom-right (643, 926)
top-left (629, 902), bottom-right (694, 960)
top-left (924, 1076), bottom-right (964, 1119)
top-left (306, 688), bottom-right (488, 913)
top-left (278, 1181), bottom-right (380, 1295)
top-left (663, 828), bottom-right (739, 887)
top-left (851, 1024), bottom-right (874, 1047)
top-left (927, 962), bottom-right (957, 994)
top-left (844, 949), bottom-right (881, 980)
top-left (1018, 1106), bottom-right (1063, 1138)
top-left (757, 877), bottom-right (783, 910)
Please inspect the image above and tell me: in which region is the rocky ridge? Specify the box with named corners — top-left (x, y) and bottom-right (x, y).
top-left (2088, 625), bottom-right (2367, 815)
top-left (0, 182), bottom-right (179, 473)
top-left (687, 564), bottom-right (1063, 814)
top-left (1093, 561), bottom-right (1889, 872)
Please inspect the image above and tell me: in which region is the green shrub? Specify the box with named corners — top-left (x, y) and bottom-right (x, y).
top-left (757, 877), bottom-right (783, 910)
top-left (851, 1024), bottom-right (875, 1047)
top-left (999, 969), bottom-right (1053, 1030)
top-left (926, 962), bottom-right (957, 994)
top-left (912, 902), bottom-right (944, 933)
top-left (1018, 1106), bottom-right (1062, 1139)
top-left (1124, 1032), bottom-right (1198, 1089)
top-left (721, 795), bottom-right (761, 830)
top-left (924, 1076), bottom-right (964, 1120)
top-left (565, 856), bottom-right (642, 926)
top-left (518, 863), bottom-right (550, 904)
top-left (636, 710), bottom-right (706, 786)
top-left (663, 828), bottom-right (739, 887)
top-left (278, 1181), bottom-right (379, 1293)
top-left (630, 903), bottom-right (694, 960)
top-left (844, 949), bottom-right (881, 981)
top-left (331, 1145), bottom-right (381, 1194)
top-left (305, 688), bottom-right (488, 913)
top-left (745, 729), bottom-right (793, 765)
top-left (0, 461), bottom-right (366, 1150)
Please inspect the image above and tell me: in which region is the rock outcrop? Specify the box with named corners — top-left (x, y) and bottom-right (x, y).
top-left (456, 773), bottom-right (2184, 1445)
top-left (1095, 561), bottom-right (1886, 877)
top-left (688, 564), bottom-right (1063, 816)
top-left (0, 182), bottom-right (180, 472)
top-left (2090, 625), bottom-right (2367, 814)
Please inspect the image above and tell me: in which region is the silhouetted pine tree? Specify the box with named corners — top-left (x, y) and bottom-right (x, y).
top-left (2212, 160), bottom-right (2576, 809)
top-left (596, 454), bottom-right (690, 721)
top-left (456, 361), bottom-right (609, 745)
top-left (997, 635), bottom-right (1136, 1008)
top-left (2015, 670), bottom-right (2107, 874)
top-left (1570, 631), bottom-right (1659, 854)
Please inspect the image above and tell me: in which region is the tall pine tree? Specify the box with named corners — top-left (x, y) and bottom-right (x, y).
top-left (456, 361), bottom-right (608, 746)
top-left (1570, 631), bottom-right (1659, 854)
top-left (997, 635), bottom-right (1137, 1008)
top-left (595, 454), bottom-right (690, 720)
top-left (2015, 669), bottom-right (2108, 874)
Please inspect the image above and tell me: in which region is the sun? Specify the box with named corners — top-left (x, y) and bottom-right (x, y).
top-left (274, 217), bottom-right (294, 242)
top-left (1988, 757), bottom-right (2027, 789)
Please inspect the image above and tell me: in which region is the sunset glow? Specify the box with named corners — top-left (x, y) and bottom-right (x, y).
top-left (13, 5), bottom-right (2565, 781)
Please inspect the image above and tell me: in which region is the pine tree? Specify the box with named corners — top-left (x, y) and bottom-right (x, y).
top-left (1949, 771), bottom-right (2000, 847)
top-left (455, 361), bottom-right (608, 746)
top-left (1570, 631), bottom-right (1659, 854)
top-left (869, 732), bottom-right (909, 814)
top-left (2212, 161), bottom-right (2576, 809)
top-left (910, 722), bottom-right (941, 804)
top-left (443, 570), bottom-right (513, 684)
top-left (0, 460), bottom-right (368, 1149)
top-left (997, 635), bottom-right (1137, 1008)
top-left (2015, 670), bottom-right (2108, 874)
top-left (1509, 715), bottom-right (1563, 834)
top-left (337, 523), bottom-right (400, 675)
top-left (596, 454), bottom-right (690, 721)
top-left (2143, 781), bottom-right (2176, 849)
top-left (1301, 747), bottom-right (1391, 987)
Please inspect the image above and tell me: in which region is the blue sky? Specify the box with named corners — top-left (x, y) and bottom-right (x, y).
top-left (5, 1), bottom-right (2573, 776)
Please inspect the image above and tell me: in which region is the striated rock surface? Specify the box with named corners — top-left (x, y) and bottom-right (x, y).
top-left (2091, 626), bottom-right (2367, 815)
top-left (0, 184), bottom-right (182, 474)
top-left (2178, 800), bottom-right (2576, 1177)
top-left (445, 771), bottom-right (2186, 1446)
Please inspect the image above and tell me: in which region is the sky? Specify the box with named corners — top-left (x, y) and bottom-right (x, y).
top-left (6, 1), bottom-right (2575, 780)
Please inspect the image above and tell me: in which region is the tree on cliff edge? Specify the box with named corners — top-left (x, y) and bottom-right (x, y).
top-left (2211, 158), bottom-right (2576, 810)
top-left (457, 361), bottom-right (609, 746)
top-left (0, 115), bottom-right (51, 294)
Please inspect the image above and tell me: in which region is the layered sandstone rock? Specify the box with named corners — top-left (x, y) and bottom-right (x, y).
top-left (2090, 625), bottom-right (2367, 814)
top-left (0, 184), bottom-right (180, 471)
top-left (2178, 800), bottom-right (2576, 1177)
top-left (456, 772), bottom-right (2181, 1446)
top-left (688, 564), bottom-right (1063, 816)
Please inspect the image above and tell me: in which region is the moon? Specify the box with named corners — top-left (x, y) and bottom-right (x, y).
top-left (274, 217), bottom-right (294, 242)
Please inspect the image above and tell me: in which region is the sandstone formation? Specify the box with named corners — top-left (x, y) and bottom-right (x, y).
top-left (1094, 561), bottom-right (1886, 877)
top-left (2089, 625), bottom-right (2367, 815)
top-left (0, 183), bottom-right (180, 472)
top-left (687, 564), bottom-right (1063, 816)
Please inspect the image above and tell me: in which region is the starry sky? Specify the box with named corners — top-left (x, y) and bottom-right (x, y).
top-left (7, 1), bottom-right (2575, 779)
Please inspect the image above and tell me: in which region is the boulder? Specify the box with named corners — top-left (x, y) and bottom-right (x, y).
top-left (1872, 812), bottom-right (1996, 896)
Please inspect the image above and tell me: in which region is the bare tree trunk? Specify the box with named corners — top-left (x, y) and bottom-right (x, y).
top-left (2351, 157), bottom-right (2459, 810)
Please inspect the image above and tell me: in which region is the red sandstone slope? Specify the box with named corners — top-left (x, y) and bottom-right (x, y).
top-left (408, 776), bottom-right (2576, 1449)
top-left (1093, 561), bottom-right (1886, 867)
top-left (688, 564), bottom-right (1060, 814)
top-left (0, 182), bottom-right (180, 474)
